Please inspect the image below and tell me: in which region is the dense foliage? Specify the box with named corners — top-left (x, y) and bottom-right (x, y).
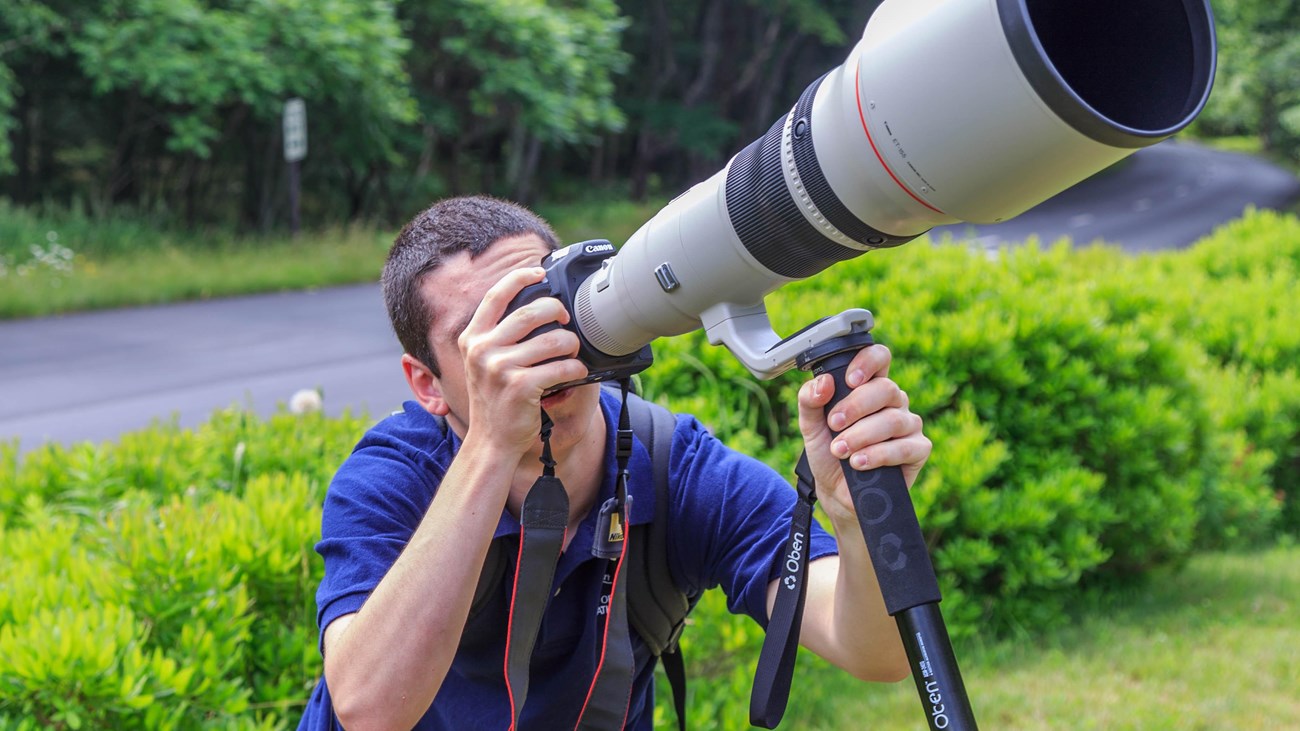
top-left (0, 0), bottom-right (859, 229)
top-left (0, 0), bottom-right (418, 228)
top-left (652, 211), bottom-right (1299, 721)
top-left (8, 0), bottom-right (1287, 231)
top-left (647, 211), bottom-right (1296, 643)
top-left (0, 409), bottom-right (365, 729)
top-left (2, 209), bottom-right (1296, 728)
top-left (1196, 0), bottom-right (1300, 164)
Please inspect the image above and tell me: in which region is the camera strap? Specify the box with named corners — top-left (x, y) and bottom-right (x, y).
top-left (575, 381), bottom-right (637, 729)
top-left (504, 410), bottom-right (570, 730)
top-left (749, 451), bottom-right (817, 729)
top-left (502, 387), bottom-right (638, 731)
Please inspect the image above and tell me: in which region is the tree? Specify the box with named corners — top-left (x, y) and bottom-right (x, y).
top-left (1200, 0), bottom-right (1300, 165)
top-left (1, 0), bottom-right (416, 227)
top-left (0, 1), bottom-right (69, 180)
top-left (606, 0), bottom-right (871, 199)
top-left (399, 0), bottom-right (630, 202)
top-left (2, 0), bottom-right (892, 224)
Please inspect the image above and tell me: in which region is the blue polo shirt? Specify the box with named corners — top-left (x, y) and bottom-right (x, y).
top-left (297, 389), bottom-right (837, 730)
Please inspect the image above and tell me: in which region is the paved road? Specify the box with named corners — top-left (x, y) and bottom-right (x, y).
top-left (3, 141), bottom-right (1298, 455)
top-left (0, 284), bottom-right (411, 454)
top-left (931, 140), bottom-right (1300, 253)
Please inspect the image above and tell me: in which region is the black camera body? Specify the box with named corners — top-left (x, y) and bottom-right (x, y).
top-left (504, 239), bottom-right (654, 394)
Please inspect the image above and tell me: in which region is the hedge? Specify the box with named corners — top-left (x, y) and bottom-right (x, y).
top-left (0, 411), bottom-right (365, 730)
top-left (642, 211), bottom-right (1297, 723)
top-left (647, 213), bottom-right (1292, 636)
top-left (1, 209), bottom-right (1296, 729)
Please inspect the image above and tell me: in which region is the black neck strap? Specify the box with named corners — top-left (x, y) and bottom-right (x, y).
top-left (502, 388), bottom-right (639, 730)
top-left (749, 451), bottom-right (817, 728)
top-left (504, 410), bottom-right (571, 729)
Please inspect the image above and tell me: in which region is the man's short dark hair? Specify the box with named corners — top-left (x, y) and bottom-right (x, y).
top-left (383, 195), bottom-right (561, 376)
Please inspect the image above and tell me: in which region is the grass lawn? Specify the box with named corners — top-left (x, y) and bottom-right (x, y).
top-left (778, 545), bottom-right (1299, 730)
top-left (0, 198), bottom-right (668, 320)
top-left (0, 225), bottom-right (392, 318)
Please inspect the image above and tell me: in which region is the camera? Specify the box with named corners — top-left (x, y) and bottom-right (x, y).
top-left (505, 239), bottom-right (654, 394)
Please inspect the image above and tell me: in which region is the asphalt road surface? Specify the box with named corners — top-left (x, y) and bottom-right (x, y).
top-left (2, 140), bottom-right (1298, 455)
top-left (931, 140), bottom-right (1300, 253)
top-left (0, 285), bottom-right (411, 454)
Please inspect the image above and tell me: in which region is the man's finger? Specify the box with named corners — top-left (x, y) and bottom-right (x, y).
top-left (466, 266), bottom-right (547, 338)
top-left (844, 344), bottom-right (892, 387)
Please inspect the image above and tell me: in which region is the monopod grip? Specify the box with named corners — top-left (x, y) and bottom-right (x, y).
top-left (810, 346), bottom-right (941, 616)
top-left (803, 336), bottom-right (978, 731)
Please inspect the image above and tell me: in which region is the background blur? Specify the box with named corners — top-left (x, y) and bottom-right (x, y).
top-left (2, 0), bottom-right (1297, 230)
top-left (3, 2), bottom-right (1300, 730)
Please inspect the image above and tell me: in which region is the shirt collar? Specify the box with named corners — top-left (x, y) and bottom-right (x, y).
top-left (488, 386), bottom-right (656, 540)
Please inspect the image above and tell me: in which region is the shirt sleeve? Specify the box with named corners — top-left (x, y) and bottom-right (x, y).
top-left (312, 422), bottom-right (452, 651)
top-left (666, 416), bottom-right (838, 627)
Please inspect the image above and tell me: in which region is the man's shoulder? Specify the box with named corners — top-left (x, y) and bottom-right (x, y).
top-left (355, 400), bottom-right (453, 455)
top-left (594, 386), bottom-right (781, 494)
top-left (329, 401), bottom-right (456, 495)
top-left (597, 386), bottom-right (702, 443)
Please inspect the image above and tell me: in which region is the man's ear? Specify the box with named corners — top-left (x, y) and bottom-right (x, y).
top-left (401, 353), bottom-right (450, 417)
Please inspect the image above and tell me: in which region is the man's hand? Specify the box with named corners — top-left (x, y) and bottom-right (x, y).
top-left (457, 266), bottom-right (587, 452)
top-left (773, 344), bottom-right (928, 682)
top-left (795, 344), bottom-right (931, 525)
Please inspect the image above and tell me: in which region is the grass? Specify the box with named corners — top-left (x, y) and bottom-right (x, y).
top-left (0, 225), bottom-right (392, 318)
top-left (0, 197), bottom-right (667, 320)
top-left (778, 544), bottom-right (1300, 730)
top-left (0, 199), bottom-right (393, 318)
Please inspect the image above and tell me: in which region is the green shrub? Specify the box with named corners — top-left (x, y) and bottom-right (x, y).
top-left (637, 215), bottom-right (1298, 723)
top-left (1184, 363), bottom-right (1291, 547)
top-left (644, 237), bottom-right (1222, 635)
top-left (0, 409), bottom-right (367, 729)
top-left (1147, 210), bottom-right (1300, 532)
top-left (1062, 209), bottom-right (1300, 535)
top-left (3, 210), bottom-right (1297, 729)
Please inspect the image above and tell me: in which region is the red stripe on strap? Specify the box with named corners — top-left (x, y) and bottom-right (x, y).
top-left (504, 526), bottom-right (567, 731)
top-left (504, 528), bottom-right (527, 730)
top-left (574, 532), bottom-right (633, 730)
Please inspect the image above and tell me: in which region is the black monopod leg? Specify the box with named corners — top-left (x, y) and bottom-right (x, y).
top-left (796, 331), bottom-right (977, 731)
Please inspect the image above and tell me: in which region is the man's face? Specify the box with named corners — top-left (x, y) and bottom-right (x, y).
top-left (419, 234), bottom-right (602, 450)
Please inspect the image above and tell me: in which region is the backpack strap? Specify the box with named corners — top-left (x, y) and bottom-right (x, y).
top-left (622, 390), bottom-right (694, 658)
top-left (470, 539), bottom-right (509, 622)
top-left (623, 390), bottom-right (695, 731)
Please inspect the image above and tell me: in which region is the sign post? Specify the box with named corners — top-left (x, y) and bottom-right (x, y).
top-left (283, 98), bottom-right (308, 236)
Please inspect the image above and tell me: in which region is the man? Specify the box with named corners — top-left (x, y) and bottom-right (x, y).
top-left (297, 195), bottom-right (931, 730)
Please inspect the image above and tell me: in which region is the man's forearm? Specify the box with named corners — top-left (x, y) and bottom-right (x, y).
top-left (824, 516), bottom-right (909, 682)
top-left (324, 436), bottom-right (517, 730)
top-left (781, 510), bottom-right (909, 684)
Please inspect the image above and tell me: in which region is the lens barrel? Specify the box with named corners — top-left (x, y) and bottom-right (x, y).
top-left (1000, 0), bottom-right (1216, 148)
top-left (725, 76), bottom-right (916, 281)
top-left (572, 0), bottom-right (1218, 370)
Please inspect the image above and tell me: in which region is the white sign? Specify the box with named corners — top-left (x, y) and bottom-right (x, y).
top-left (283, 98), bottom-right (308, 162)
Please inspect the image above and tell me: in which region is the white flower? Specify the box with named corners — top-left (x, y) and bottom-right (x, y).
top-left (289, 388), bottom-right (323, 414)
